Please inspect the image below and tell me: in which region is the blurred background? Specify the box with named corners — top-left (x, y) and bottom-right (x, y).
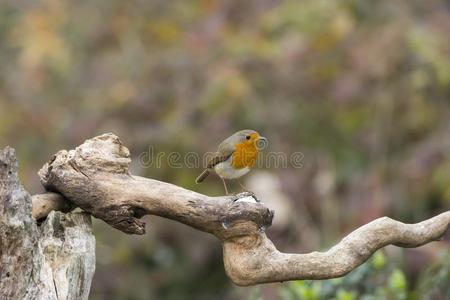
top-left (1, 0), bottom-right (450, 299)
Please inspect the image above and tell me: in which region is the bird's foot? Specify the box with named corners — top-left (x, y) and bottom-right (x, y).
top-left (231, 191), bottom-right (260, 203)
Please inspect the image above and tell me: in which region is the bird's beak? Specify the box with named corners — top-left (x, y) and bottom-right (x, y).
top-left (256, 136), bottom-right (268, 150)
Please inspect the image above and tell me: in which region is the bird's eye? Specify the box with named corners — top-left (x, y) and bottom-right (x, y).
top-left (246, 135), bottom-right (251, 140)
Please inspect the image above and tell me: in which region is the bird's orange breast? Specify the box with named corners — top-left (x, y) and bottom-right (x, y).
top-left (231, 141), bottom-right (259, 169)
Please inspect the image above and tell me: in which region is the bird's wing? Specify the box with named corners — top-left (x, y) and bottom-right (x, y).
top-left (206, 140), bottom-right (235, 168)
top-left (206, 151), bottom-right (233, 168)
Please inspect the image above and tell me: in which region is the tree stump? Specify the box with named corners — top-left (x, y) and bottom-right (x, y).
top-left (0, 147), bottom-right (95, 300)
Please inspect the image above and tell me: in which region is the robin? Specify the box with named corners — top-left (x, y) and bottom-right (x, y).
top-left (196, 129), bottom-right (268, 195)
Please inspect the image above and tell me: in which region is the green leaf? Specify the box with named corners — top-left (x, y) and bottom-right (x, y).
top-left (372, 251), bottom-right (387, 270)
top-left (389, 269), bottom-right (407, 291)
top-left (336, 288), bottom-right (357, 300)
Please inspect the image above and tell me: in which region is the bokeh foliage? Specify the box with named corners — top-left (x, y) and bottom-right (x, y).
top-left (1, 0), bottom-right (449, 299)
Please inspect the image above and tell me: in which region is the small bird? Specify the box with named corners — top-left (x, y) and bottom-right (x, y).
top-left (196, 129), bottom-right (267, 195)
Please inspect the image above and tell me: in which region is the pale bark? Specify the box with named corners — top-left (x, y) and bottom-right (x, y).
top-left (32, 192), bottom-right (74, 222)
top-left (0, 147), bottom-right (95, 299)
top-left (34, 133), bottom-right (450, 286)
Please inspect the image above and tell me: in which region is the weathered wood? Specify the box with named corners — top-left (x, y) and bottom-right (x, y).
top-left (0, 147), bottom-right (95, 299)
top-left (32, 192), bottom-right (74, 222)
top-left (36, 133), bottom-right (450, 286)
top-left (38, 133), bottom-right (273, 237)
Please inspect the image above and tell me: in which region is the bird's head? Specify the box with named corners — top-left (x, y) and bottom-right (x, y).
top-left (231, 129), bottom-right (268, 151)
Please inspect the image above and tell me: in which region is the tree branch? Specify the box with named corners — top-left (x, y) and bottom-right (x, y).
top-left (32, 192), bottom-right (74, 221)
top-left (36, 133), bottom-right (450, 286)
top-left (223, 212), bottom-right (450, 285)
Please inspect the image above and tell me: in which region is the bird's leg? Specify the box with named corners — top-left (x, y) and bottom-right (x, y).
top-left (221, 177), bottom-right (229, 195)
top-left (231, 180), bottom-right (259, 202)
top-left (236, 179), bottom-right (249, 192)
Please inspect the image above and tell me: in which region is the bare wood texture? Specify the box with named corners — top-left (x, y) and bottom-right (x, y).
top-left (37, 133), bottom-right (450, 286)
top-left (32, 192), bottom-right (74, 221)
top-left (37, 133), bottom-right (273, 237)
top-left (222, 212), bottom-right (450, 285)
top-left (0, 147), bottom-right (95, 299)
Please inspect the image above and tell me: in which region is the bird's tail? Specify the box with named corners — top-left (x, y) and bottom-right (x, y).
top-left (196, 169), bottom-right (210, 183)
